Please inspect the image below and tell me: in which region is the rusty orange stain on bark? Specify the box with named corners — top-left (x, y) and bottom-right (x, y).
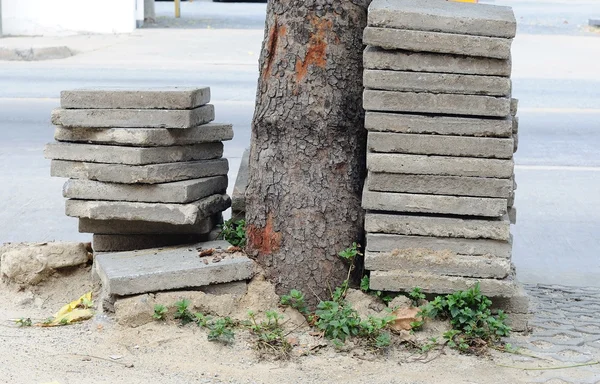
top-left (263, 19), bottom-right (287, 80)
top-left (295, 17), bottom-right (333, 83)
top-left (247, 213), bottom-right (281, 255)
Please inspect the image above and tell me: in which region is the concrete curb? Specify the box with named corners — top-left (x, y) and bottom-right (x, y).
top-left (0, 46), bottom-right (74, 61)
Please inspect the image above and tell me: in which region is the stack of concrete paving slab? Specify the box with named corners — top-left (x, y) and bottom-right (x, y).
top-left (362, 0), bottom-right (528, 329)
top-left (45, 87), bottom-right (233, 252)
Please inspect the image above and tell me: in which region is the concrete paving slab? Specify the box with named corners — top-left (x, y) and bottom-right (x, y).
top-left (363, 90), bottom-right (511, 117)
top-left (65, 194), bottom-right (231, 225)
top-left (369, 270), bottom-right (519, 297)
top-left (366, 232), bottom-right (512, 257)
top-left (509, 206), bottom-right (517, 224)
top-left (363, 27), bottom-right (512, 59)
top-left (363, 46), bottom-right (511, 76)
top-left (54, 123), bottom-right (233, 146)
top-left (45, 142), bottom-right (223, 165)
top-left (367, 172), bottom-right (513, 198)
top-left (512, 116), bottom-right (519, 133)
top-left (362, 189), bottom-right (507, 217)
top-left (368, 0), bottom-right (516, 38)
top-left (511, 98), bottom-right (519, 116)
top-left (79, 214), bottom-right (221, 235)
top-left (93, 234), bottom-right (207, 252)
top-left (51, 104), bottom-right (214, 128)
top-left (365, 212), bottom-right (511, 241)
top-left (60, 87), bottom-right (211, 110)
top-left (232, 148), bottom-right (249, 216)
top-left (367, 153), bottom-right (514, 178)
top-left (63, 176), bottom-right (227, 203)
top-left (491, 284), bottom-right (530, 314)
top-left (365, 112), bottom-right (513, 138)
top-left (50, 158), bottom-right (229, 184)
top-left (365, 251), bottom-right (511, 279)
top-left (364, 69), bottom-right (511, 96)
top-left (513, 132), bottom-right (519, 153)
top-left (94, 240), bottom-right (254, 296)
top-left (368, 132), bottom-right (514, 159)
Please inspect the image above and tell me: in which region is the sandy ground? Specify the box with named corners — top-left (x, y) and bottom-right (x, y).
top-left (3, 267), bottom-right (592, 384)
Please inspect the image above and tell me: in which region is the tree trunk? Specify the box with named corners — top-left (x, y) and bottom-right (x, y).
top-left (246, 0), bottom-right (370, 305)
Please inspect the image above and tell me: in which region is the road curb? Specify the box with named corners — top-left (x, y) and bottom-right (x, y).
top-left (0, 46), bottom-right (74, 61)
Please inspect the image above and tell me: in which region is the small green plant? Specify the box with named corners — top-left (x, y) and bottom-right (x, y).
top-left (358, 315), bottom-right (395, 350)
top-left (247, 310), bottom-right (291, 358)
top-left (174, 299), bottom-right (194, 325)
top-left (315, 300), bottom-right (361, 342)
top-left (338, 242), bottom-right (362, 261)
top-left (207, 317), bottom-right (235, 344)
top-left (360, 276), bottom-right (370, 292)
top-left (153, 304), bottom-right (168, 321)
top-left (420, 337), bottom-right (438, 353)
top-left (280, 289), bottom-right (308, 315)
top-left (219, 218), bottom-right (246, 247)
top-left (409, 287), bottom-right (426, 307)
top-left (59, 318), bottom-right (69, 326)
top-left (194, 312), bottom-right (210, 327)
top-left (417, 283), bottom-right (511, 353)
top-left (15, 317), bottom-right (32, 327)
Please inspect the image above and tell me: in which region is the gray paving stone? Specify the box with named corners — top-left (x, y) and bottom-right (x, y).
top-left (504, 312), bottom-right (530, 332)
top-left (45, 142), bottom-right (222, 165)
top-left (79, 214), bottom-right (220, 235)
top-left (94, 240), bottom-right (254, 296)
top-left (368, 0), bottom-right (516, 38)
top-left (60, 87), bottom-right (210, 110)
top-left (369, 270), bottom-right (519, 297)
top-left (511, 98), bottom-right (519, 116)
top-left (232, 148), bottom-right (249, 216)
top-left (92, 234), bottom-right (206, 252)
top-left (366, 233), bottom-right (512, 258)
top-left (491, 284), bottom-right (530, 313)
top-left (363, 89), bottom-right (511, 117)
top-left (54, 123), bottom-right (233, 146)
top-left (365, 250), bottom-right (511, 278)
top-left (368, 132), bottom-right (514, 159)
top-left (362, 189), bottom-right (507, 217)
top-left (65, 194), bottom-right (231, 225)
top-left (365, 212), bottom-right (511, 241)
top-left (512, 116), bottom-right (519, 133)
top-left (513, 132), bottom-right (519, 153)
top-left (363, 27), bottom-right (512, 59)
top-left (364, 69), bottom-right (511, 96)
top-left (367, 172), bottom-right (513, 198)
top-left (63, 176), bottom-right (227, 203)
top-left (367, 153), bottom-right (514, 178)
top-left (365, 112), bottom-right (513, 138)
top-left (51, 104), bottom-right (214, 128)
top-left (363, 46), bottom-right (511, 77)
top-left (509, 206), bottom-right (517, 224)
top-left (50, 158), bottom-right (229, 184)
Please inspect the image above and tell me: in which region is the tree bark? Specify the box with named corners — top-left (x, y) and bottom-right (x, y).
top-left (246, 0), bottom-right (370, 305)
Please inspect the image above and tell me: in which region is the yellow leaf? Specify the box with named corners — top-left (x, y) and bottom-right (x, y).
top-left (54, 291), bottom-right (92, 318)
top-left (36, 291), bottom-right (94, 327)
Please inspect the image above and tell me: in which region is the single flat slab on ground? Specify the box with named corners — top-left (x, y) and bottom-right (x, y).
top-left (45, 142), bottom-right (223, 165)
top-left (363, 46), bottom-right (511, 76)
top-left (364, 69), bottom-right (511, 96)
top-left (365, 213), bottom-right (511, 241)
top-left (362, 189), bottom-right (507, 217)
top-left (51, 104), bottom-right (215, 128)
top-left (363, 27), bottom-right (512, 60)
top-left (92, 233), bottom-right (207, 252)
top-left (94, 240), bottom-right (254, 296)
top-left (65, 194), bottom-right (231, 225)
top-left (368, 0), bottom-right (516, 38)
top-left (363, 90), bottom-right (511, 117)
top-left (63, 177), bottom-right (227, 203)
top-left (367, 153), bottom-right (514, 178)
top-left (367, 172), bottom-right (513, 198)
top-left (368, 132), bottom-right (514, 159)
top-left (54, 123), bottom-right (233, 147)
top-left (60, 87), bottom-right (211, 110)
top-left (365, 112), bottom-right (513, 138)
top-left (232, 148), bottom-right (249, 215)
top-left (51, 158), bottom-right (229, 184)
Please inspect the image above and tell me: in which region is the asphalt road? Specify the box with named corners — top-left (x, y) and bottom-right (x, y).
top-left (0, 0), bottom-right (599, 286)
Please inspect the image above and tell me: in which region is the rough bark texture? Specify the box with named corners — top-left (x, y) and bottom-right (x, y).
top-left (246, 0), bottom-right (369, 306)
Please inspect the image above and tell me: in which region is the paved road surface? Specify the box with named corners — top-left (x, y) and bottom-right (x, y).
top-left (0, 0), bottom-right (598, 286)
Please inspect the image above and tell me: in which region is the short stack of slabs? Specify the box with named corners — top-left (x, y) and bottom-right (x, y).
top-left (45, 87), bottom-right (233, 252)
top-left (362, 0), bottom-right (528, 328)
